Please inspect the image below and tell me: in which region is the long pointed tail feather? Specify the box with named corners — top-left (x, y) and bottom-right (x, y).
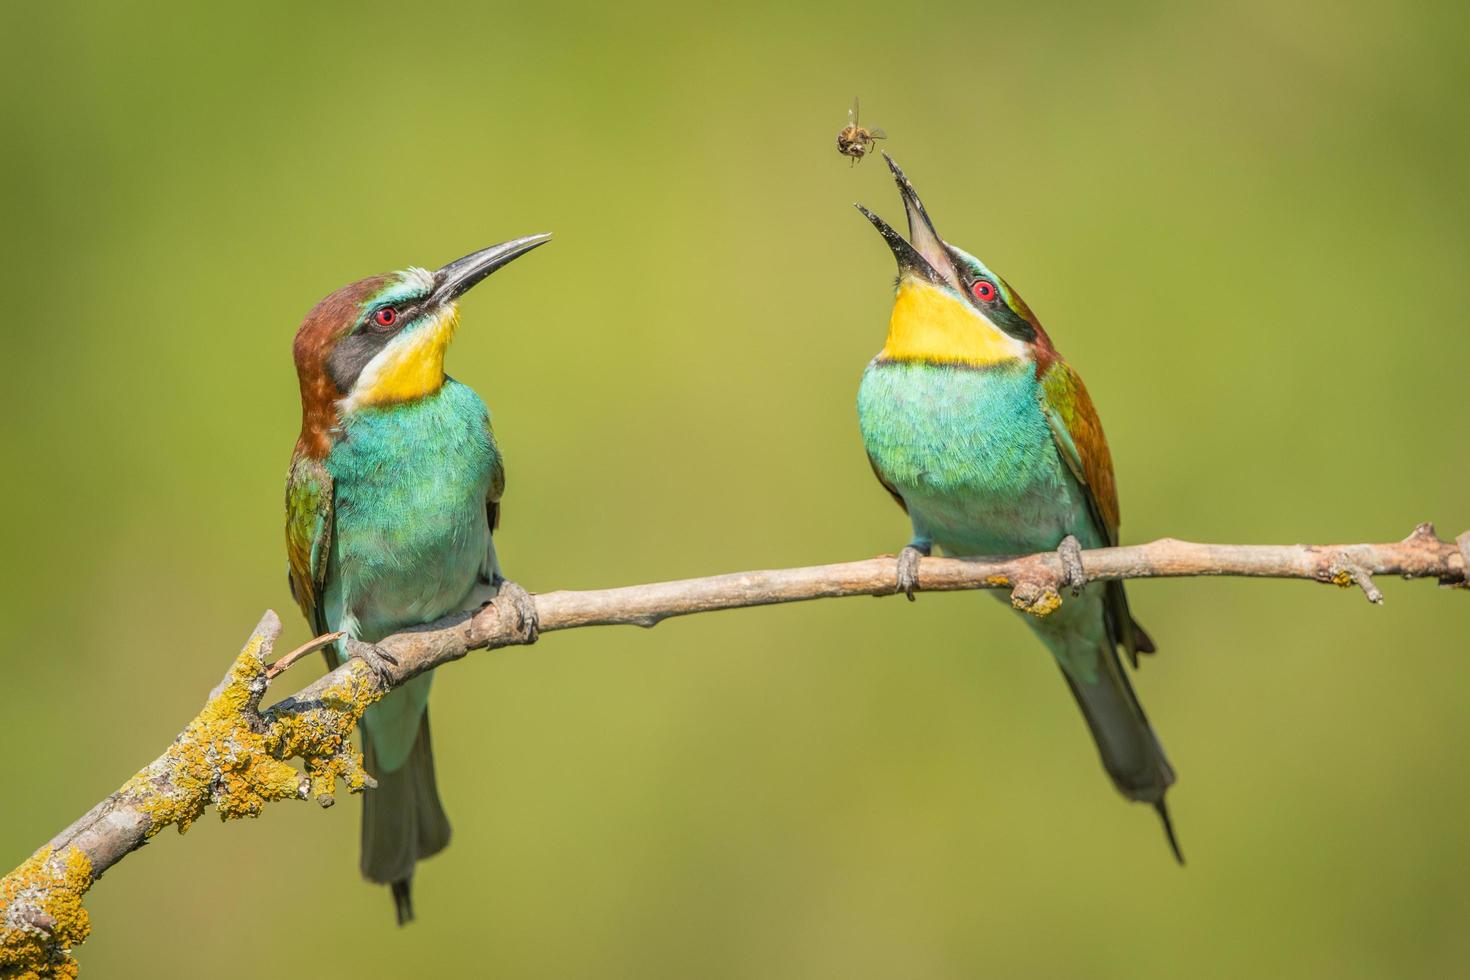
top-left (361, 711), bottom-right (452, 924)
top-left (1155, 800), bottom-right (1185, 865)
top-left (1045, 608), bottom-right (1179, 860)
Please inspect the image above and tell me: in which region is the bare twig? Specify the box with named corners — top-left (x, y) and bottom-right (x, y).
top-left (2, 526), bottom-right (1464, 977)
top-left (265, 631), bottom-right (344, 679)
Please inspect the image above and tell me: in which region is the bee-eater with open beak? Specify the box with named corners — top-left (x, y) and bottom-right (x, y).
top-left (286, 234), bottom-right (550, 923)
top-left (854, 154), bottom-right (1180, 859)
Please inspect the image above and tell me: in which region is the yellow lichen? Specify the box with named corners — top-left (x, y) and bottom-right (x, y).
top-left (1330, 570), bottom-right (1354, 588)
top-left (265, 660), bottom-right (381, 806)
top-left (125, 631), bottom-right (381, 834)
top-left (985, 575), bottom-right (1011, 588)
top-left (124, 632), bottom-right (302, 833)
top-left (1011, 585), bottom-right (1063, 618)
top-left (2, 624), bottom-right (384, 979)
top-left (0, 847), bottom-right (92, 980)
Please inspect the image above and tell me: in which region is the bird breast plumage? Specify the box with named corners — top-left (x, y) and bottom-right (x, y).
top-left (325, 379), bottom-right (501, 643)
top-left (857, 358), bottom-right (1098, 557)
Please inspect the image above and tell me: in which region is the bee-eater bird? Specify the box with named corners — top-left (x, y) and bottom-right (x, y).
top-left (286, 234), bottom-right (550, 923)
top-left (854, 154), bottom-right (1180, 859)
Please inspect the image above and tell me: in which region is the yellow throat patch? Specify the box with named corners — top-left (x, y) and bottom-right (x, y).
top-left (880, 280), bottom-right (1027, 367)
top-left (344, 305), bottom-right (460, 410)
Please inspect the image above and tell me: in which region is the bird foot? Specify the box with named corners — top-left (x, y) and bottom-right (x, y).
top-left (896, 545), bottom-right (928, 601)
top-left (345, 639), bottom-right (400, 688)
top-left (1057, 535), bottom-right (1086, 596)
top-left (491, 577), bottom-right (540, 645)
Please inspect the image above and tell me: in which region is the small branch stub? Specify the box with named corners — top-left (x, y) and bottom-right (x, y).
top-left (1010, 580), bottom-right (1063, 617)
top-left (1328, 561), bottom-right (1385, 604)
top-left (265, 631), bottom-right (344, 680)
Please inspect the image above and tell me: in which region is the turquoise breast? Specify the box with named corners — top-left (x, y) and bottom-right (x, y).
top-left (857, 359), bottom-right (1095, 556)
top-left (324, 378), bottom-right (501, 641)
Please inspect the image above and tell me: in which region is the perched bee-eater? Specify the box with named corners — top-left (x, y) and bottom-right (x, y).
top-left (286, 235), bottom-right (550, 923)
top-left (854, 154), bottom-right (1179, 859)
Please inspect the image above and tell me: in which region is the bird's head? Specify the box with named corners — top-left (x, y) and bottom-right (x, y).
top-left (292, 235), bottom-right (549, 455)
top-left (857, 154), bottom-right (1049, 369)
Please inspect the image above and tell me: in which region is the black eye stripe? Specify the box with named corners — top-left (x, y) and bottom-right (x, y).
top-left (326, 299), bottom-right (427, 390)
top-left (327, 330), bottom-right (396, 392)
top-left (963, 274), bottom-right (1035, 342)
top-left (362, 299), bottom-right (427, 333)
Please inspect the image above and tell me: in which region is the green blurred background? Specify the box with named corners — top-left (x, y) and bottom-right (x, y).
top-left (3, 0), bottom-right (1468, 976)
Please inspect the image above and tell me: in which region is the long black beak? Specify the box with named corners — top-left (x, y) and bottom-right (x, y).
top-left (855, 153), bottom-right (959, 287)
top-left (855, 205), bottom-right (943, 284)
top-left (431, 234), bottom-right (552, 304)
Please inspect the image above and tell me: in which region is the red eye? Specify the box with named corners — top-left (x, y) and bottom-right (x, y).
top-left (971, 280), bottom-right (998, 303)
top-left (374, 307), bottom-right (398, 327)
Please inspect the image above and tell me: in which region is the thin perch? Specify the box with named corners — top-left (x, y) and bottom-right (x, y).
top-left (1, 525), bottom-right (1465, 977)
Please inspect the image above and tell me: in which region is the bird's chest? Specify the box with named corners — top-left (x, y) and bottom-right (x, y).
top-left (857, 359), bottom-right (1077, 554)
top-left (326, 384), bottom-right (500, 636)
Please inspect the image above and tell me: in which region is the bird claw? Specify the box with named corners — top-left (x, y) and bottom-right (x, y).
top-left (897, 545), bottom-right (928, 601)
top-left (1057, 535), bottom-right (1086, 596)
top-left (347, 640), bottom-right (400, 688)
top-left (492, 577), bottom-right (540, 645)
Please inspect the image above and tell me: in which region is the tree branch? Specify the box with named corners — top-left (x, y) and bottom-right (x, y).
top-left (3, 524), bottom-right (1465, 977)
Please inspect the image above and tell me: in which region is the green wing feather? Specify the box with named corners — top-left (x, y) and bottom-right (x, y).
top-left (486, 418), bottom-right (505, 534)
top-left (866, 450), bottom-right (909, 514)
top-left (285, 452), bottom-right (335, 638)
top-left (483, 414), bottom-right (506, 585)
top-left (1038, 361), bottom-right (1119, 542)
top-left (1038, 361), bottom-right (1156, 663)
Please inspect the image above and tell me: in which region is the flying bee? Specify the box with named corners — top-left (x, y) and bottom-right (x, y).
top-left (836, 97), bottom-right (886, 165)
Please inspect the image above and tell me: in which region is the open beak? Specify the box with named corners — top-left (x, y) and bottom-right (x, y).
top-left (855, 153), bottom-right (959, 288)
top-left (431, 233), bottom-right (552, 305)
